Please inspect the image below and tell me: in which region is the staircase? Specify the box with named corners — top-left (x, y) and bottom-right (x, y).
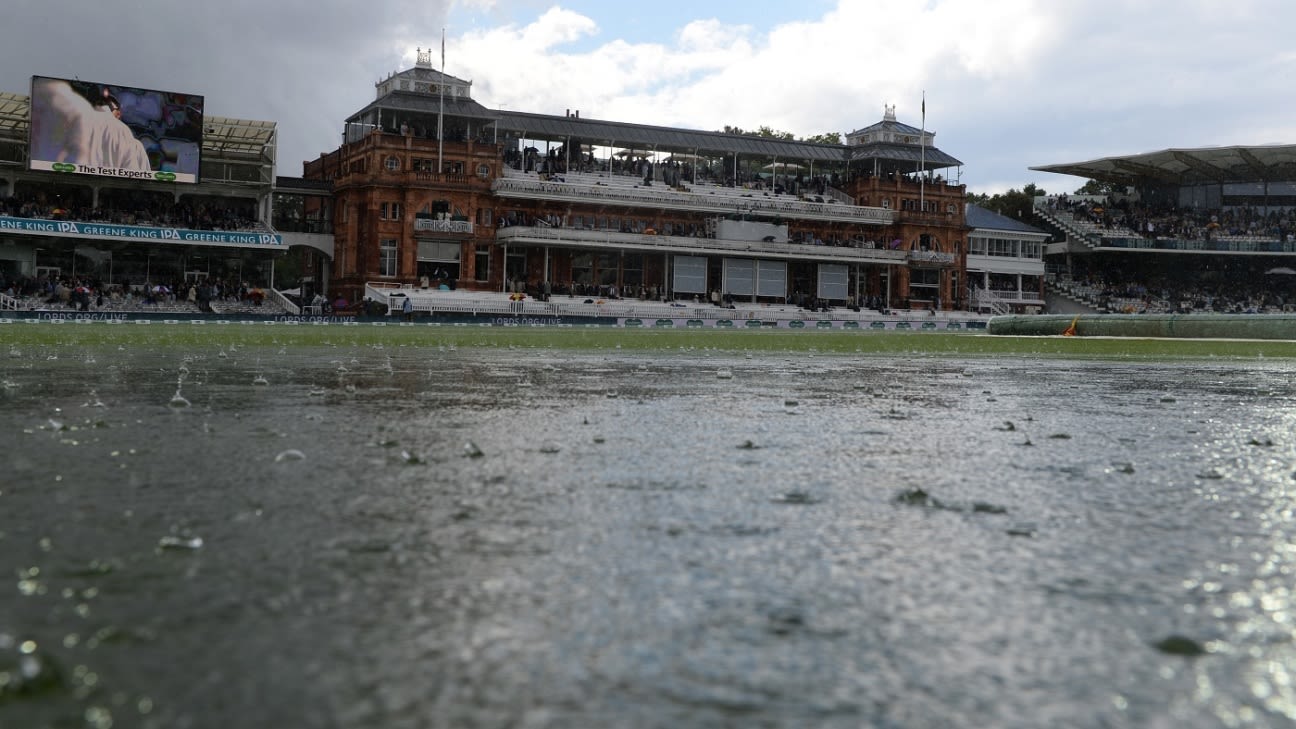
top-left (1032, 202), bottom-right (1100, 250)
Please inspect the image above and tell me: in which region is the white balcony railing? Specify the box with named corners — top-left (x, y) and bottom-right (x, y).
top-left (414, 218), bottom-right (474, 234)
top-left (495, 226), bottom-right (910, 265)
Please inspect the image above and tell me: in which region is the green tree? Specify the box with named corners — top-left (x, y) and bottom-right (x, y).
top-left (971, 187), bottom-right (1039, 220)
top-left (802, 132), bottom-right (842, 145)
top-left (1074, 178), bottom-right (1123, 196)
top-left (755, 125), bottom-right (795, 140)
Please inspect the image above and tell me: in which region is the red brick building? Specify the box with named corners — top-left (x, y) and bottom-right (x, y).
top-left (306, 52), bottom-right (969, 310)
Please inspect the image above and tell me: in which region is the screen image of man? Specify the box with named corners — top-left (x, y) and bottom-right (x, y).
top-left (31, 77), bottom-right (152, 172)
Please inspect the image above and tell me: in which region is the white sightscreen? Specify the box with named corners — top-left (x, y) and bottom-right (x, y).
top-left (817, 263), bottom-right (848, 300)
top-left (723, 258), bottom-right (755, 296)
top-left (673, 255), bottom-right (708, 294)
top-left (758, 260), bottom-right (787, 298)
top-left (417, 241), bottom-right (461, 261)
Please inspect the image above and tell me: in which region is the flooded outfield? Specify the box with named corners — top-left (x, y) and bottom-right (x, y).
top-left (3, 330), bottom-right (1296, 728)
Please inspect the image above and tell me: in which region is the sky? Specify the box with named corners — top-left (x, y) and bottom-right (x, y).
top-left (5, 0), bottom-right (1295, 195)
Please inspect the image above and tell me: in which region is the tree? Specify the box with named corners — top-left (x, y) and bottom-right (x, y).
top-left (755, 125), bottom-right (795, 140)
top-left (970, 187), bottom-right (1039, 221)
top-left (802, 132), bottom-right (842, 145)
top-left (1074, 178), bottom-right (1123, 196)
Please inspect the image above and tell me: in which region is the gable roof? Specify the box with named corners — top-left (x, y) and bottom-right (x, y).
top-left (847, 119), bottom-right (925, 137)
top-left (965, 202), bottom-right (1046, 235)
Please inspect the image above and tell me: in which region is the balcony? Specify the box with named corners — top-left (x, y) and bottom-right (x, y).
top-left (495, 225), bottom-right (909, 265)
top-left (907, 250), bottom-right (956, 266)
top-left (492, 172), bottom-right (895, 226)
top-left (414, 218), bottom-right (474, 235)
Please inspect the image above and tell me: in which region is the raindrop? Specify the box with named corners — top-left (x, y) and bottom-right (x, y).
top-left (157, 535), bottom-right (203, 550)
top-left (606, 391), bottom-right (619, 399)
top-left (252, 375), bottom-right (269, 386)
top-left (771, 491), bottom-right (820, 505)
top-left (1153, 635), bottom-right (1206, 656)
top-left (539, 444), bottom-right (561, 454)
top-left (168, 391), bottom-right (191, 408)
top-left (274, 449), bottom-right (306, 463)
top-left (716, 369), bottom-right (733, 380)
top-left (463, 441), bottom-right (485, 458)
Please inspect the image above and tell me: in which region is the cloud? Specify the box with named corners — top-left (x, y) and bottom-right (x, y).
top-left (5, 0), bottom-right (1295, 192)
top-left (3, 0), bottom-right (453, 170)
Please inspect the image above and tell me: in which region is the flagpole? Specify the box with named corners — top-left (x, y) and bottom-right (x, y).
top-left (437, 28), bottom-right (445, 174)
top-left (919, 90), bottom-right (926, 210)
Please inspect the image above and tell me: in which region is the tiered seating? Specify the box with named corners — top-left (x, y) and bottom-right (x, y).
top-left (497, 167), bottom-right (883, 222)
top-left (5, 293), bottom-right (203, 315)
top-left (1063, 211), bottom-right (1140, 240)
top-left (369, 284), bottom-right (989, 325)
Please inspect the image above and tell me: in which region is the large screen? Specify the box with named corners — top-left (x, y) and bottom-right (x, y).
top-left (28, 76), bottom-right (204, 184)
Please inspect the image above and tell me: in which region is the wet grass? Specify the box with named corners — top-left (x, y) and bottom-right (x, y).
top-left (4, 321), bottom-right (1296, 358)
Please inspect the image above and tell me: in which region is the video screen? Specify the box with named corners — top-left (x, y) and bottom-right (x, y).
top-left (28, 76), bottom-right (204, 184)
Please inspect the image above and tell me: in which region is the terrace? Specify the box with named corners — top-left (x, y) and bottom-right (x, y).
top-left (492, 168), bottom-right (895, 226)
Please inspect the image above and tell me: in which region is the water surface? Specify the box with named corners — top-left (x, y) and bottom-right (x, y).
top-left (2, 342), bottom-right (1295, 728)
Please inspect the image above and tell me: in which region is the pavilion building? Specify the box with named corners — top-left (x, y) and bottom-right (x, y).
top-left (304, 52), bottom-right (971, 310)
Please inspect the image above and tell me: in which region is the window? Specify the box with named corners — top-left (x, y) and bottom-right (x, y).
top-left (571, 253), bottom-right (594, 286)
top-left (475, 249), bottom-right (490, 281)
top-left (385, 156), bottom-right (400, 172)
top-left (379, 239), bottom-right (398, 276)
top-left (881, 198), bottom-right (891, 210)
top-left (380, 202), bottom-right (402, 221)
top-left (477, 163), bottom-right (490, 177)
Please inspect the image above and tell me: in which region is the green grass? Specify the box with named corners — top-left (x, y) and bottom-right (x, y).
top-left (5, 321), bottom-right (1296, 359)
